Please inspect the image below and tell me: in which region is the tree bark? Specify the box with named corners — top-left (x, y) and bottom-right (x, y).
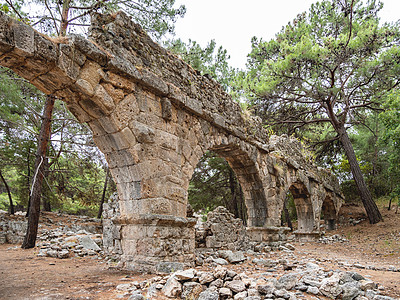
top-left (22, 95), bottom-right (55, 249)
top-left (26, 147), bottom-right (31, 217)
top-left (42, 157), bottom-right (51, 212)
top-left (60, 0), bottom-right (71, 36)
top-left (97, 167), bottom-right (110, 219)
top-left (338, 125), bottom-right (383, 224)
top-left (0, 169), bottom-right (14, 215)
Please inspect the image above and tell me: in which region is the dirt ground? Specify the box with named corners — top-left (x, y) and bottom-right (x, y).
top-left (0, 204), bottom-right (399, 300)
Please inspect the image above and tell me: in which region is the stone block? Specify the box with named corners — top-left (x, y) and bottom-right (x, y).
top-left (59, 43), bottom-right (86, 66)
top-left (54, 51), bottom-right (81, 84)
top-left (13, 21), bottom-right (34, 57)
top-left (156, 262), bottom-right (184, 273)
top-left (93, 134), bottom-right (115, 153)
top-left (0, 52), bottom-right (23, 69)
top-left (110, 131), bottom-right (130, 150)
top-left (65, 102), bottom-right (92, 123)
top-left (108, 56), bottom-right (142, 81)
top-left (0, 12), bottom-right (14, 53)
top-left (112, 94), bottom-right (139, 129)
top-left (106, 71), bottom-right (135, 91)
top-left (213, 113), bottom-right (226, 128)
top-left (88, 120), bottom-right (107, 137)
top-left (92, 84), bottom-right (115, 115)
top-left (102, 83), bottom-right (125, 104)
top-left (70, 34), bottom-right (108, 66)
top-left (131, 121), bottom-right (155, 143)
top-left (161, 98), bottom-right (172, 120)
top-left (34, 32), bottom-right (58, 62)
top-left (97, 116), bottom-right (120, 134)
top-left (121, 239), bottom-right (138, 256)
top-left (75, 79), bottom-right (94, 97)
top-left (140, 69), bottom-right (169, 96)
top-left (31, 72), bottom-right (63, 94)
top-left (79, 60), bottom-right (103, 89)
top-left (185, 97), bottom-right (203, 116)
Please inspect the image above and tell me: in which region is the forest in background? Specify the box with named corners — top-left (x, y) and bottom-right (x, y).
top-left (0, 0), bottom-right (399, 228)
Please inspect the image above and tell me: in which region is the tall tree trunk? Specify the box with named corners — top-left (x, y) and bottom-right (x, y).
top-left (22, 95), bottom-right (55, 249)
top-left (60, 0), bottom-right (71, 36)
top-left (0, 169), bottom-right (14, 215)
top-left (26, 147), bottom-right (31, 217)
top-left (42, 157), bottom-right (51, 212)
top-left (97, 167), bottom-right (110, 219)
top-left (338, 125), bottom-right (383, 224)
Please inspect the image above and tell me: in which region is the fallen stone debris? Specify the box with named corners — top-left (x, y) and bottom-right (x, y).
top-left (1, 209), bottom-right (398, 299)
top-left (111, 254), bottom-right (396, 300)
top-left (0, 210), bottom-right (103, 259)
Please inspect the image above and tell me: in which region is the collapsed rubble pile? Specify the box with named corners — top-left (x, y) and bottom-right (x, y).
top-left (0, 210), bottom-right (103, 259)
top-left (0, 210), bottom-right (27, 244)
top-left (36, 228), bottom-right (103, 259)
top-left (114, 258), bottom-right (393, 300)
top-left (196, 206), bottom-right (251, 250)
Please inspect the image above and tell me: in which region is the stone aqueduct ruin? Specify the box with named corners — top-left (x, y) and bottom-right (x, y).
top-left (0, 12), bottom-right (344, 271)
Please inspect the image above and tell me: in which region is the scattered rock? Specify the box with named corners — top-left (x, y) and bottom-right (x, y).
top-left (226, 280), bottom-right (246, 293)
top-left (161, 276), bottom-right (182, 298)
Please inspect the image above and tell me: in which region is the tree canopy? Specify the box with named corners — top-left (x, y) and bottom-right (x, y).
top-left (1, 0), bottom-right (186, 39)
top-left (238, 0), bottom-right (400, 223)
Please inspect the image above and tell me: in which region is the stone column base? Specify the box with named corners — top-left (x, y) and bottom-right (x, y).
top-left (115, 214), bottom-right (196, 273)
top-left (246, 226), bottom-right (291, 243)
top-left (294, 231), bottom-right (321, 242)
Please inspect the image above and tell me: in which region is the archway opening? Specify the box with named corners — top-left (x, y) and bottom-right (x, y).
top-left (281, 192), bottom-right (297, 231)
top-left (288, 182), bottom-right (314, 233)
top-left (322, 194), bottom-right (337, 231)
top-left (188, 151), bottom-right (247, 223)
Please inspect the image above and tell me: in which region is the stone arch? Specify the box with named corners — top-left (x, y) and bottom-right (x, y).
top-left (185, 127), bottom-right (269, 228)
top-left (210, 144), bottom-right (267, 227)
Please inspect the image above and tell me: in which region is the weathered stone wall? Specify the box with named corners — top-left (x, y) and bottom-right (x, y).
top-left (0, 212), bottom-right (27, 244)
top-left (201, 206), bottom-right (250, 251)
top-left (102, 193), bottom-right (122, 257)
top-left (0, 11), bottom-right (344, 271)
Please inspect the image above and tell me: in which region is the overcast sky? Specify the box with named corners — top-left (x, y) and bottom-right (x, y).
top-left (173, 0), bottom-right (400, 69)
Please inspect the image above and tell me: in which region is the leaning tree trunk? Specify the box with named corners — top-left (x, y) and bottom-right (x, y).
top-left (0, 169), bottom-right (14, 215)
top-left (22, 95), bottom-right (55, 249)
top-left (338, 126), bottom-right (383, 224)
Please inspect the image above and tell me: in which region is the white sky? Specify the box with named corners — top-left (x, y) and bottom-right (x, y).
top-left (174, 0), bottom-right (400, 69)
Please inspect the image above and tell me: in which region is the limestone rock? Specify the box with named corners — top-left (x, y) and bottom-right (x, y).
top-left (220, 250), bottom-right (246, 264)
top-left (198, 288), bottom-right (220, 300)
top-left (161, 276), bottom-right (182, 298)
top-left (320, 273), bottom-right (342, 298)
top-left (174, 268), bottom-right (195, 281)
top-left (219, 287), bottom-right (232, 297)
top-left (78, 235), bottom-right (101, 251)
top-left (341, 282), bottom-right (361, 300)
top-left (198, 272), bottom-right (215, 285)
top-left (182, 282), bottom-right (203, 300)
top-left (226, 280), bottom-right (246, 293)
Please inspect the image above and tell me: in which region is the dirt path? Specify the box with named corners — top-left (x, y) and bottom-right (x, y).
top-left (0, 244), bottom-right (141, 299)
